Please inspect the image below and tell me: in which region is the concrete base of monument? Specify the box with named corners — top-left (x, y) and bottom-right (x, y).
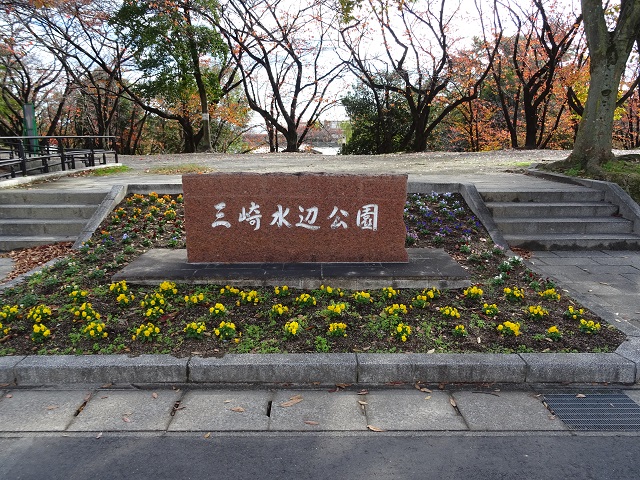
top-left (112, 248), bottom-right (471, 290)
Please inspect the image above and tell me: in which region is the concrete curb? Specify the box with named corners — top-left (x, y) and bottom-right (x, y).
top-left (2, 343), bottom-right (638, 385)
top-left (189, 353), bottom-right (358, 384)
top-left (10, 355), bottom-right (188, 385)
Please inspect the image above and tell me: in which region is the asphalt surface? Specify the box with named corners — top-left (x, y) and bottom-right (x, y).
top-left (2, 434), bottom-right (640, 480)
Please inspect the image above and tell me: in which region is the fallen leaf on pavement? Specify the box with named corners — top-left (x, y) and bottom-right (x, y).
top-left (204, 432), bottom-right (211, 438)
top-left (358, 400), bottom-right (368, 406)
top-left (335, 383), bottom-right (351, 389)
top-left (0, 383), bottom-right (9, 387)
top-left (151, 392), bottom-right (158, 399)
top-left (96, 432), bottom-right (102, 439)
top-left (414, 383), bottom-right (432, 394)
top-left (230, 407), bottom-right (245, 412)
top-left (450, 398), bottom-right (457, 408)
top-left (279, 395), bottom-right (303, 407)
top-left (425, 395), bottom-right (432, 400)
top-left (576, 394), bottom-right (586, 398)
top-left (5, 242), bottom-right (73, 281)
top-left (5, 394), bottom-right (12, 398)
top-left (224, 400), bottom-right (231, 403)
top-left (357, 389), bottom-right (368, 395)
top-left (367, 425), bottom-right (385, 432)
top-left (122, 416), bottom-right (131, 423)
top-left (304, 421), bottom-right (320, 426)
top-left (101, 383), bottom-right (112, 389)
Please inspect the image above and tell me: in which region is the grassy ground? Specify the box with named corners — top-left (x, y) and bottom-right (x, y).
top-left (551, 154), bottom-right (640, 204)
top-left (0, 191), bottom-right (625, 357)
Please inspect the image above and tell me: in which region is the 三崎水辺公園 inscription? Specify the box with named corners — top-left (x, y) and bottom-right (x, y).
top-left (183, 173), bottom-right (408, 263)
top-left (211, 201), bottom-right (380, 232)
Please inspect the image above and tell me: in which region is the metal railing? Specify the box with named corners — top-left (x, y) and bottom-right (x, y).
top-left (0, 135), bottom-right (118, 179)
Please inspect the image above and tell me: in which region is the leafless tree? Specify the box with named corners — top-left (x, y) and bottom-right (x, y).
top-left (339, 0), bottom-right (502, 152)
top-left (488, 0), bottom-right (582, 149)
top-left (215, 0), bottom-right (346, 152)
top-left (0, 20), bottom-right (68, 137)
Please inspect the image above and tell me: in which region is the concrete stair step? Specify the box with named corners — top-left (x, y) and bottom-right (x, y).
top-left (503, 233), bottom-right (640, 251)
top-left (0, 235), bottom-right (76, 251)
top-left (0, 204), bottom-right (98, 220)
top-left (0, 219), bottom-right (87, 236)
top-left (486, 201), bottom-right (619, 218)
top-left (0, 189), bottom-right (108, 205)
top-left (481, 188), bottom-right (604, 203)
top-left (495, 217), bottom-right (633, 235)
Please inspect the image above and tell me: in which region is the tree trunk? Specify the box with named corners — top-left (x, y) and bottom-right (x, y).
top-left (181, 118), bottom-right (197, 153)
top-left (523, 99), bottom-right (538, 149)
top-left (411, 114), bottom-right (428, 152)
top-left (567, 61), bottom-right (621, 169)
top-left (184, 6), bottom-right (212, 152)
top-left (283, 130), bottom-right (298, 152)
top-left (563, 0), bottom-right (640, 172)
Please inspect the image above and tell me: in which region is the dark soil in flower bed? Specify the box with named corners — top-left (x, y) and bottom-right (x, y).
top-left (0, 192), bottom-right (625, 357)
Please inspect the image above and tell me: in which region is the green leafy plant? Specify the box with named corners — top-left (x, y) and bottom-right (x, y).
top-left (270, 303), bottom-right (290, 319)
top-left (83, 321), bottom-right (108, 339)
top-left (547, 326), bottom-right (562, 341)
top-left (294, 293), bottom-right (317, 308)
top-left (284, 320), bottom-right (300, 338)
top-left (132, 322), bottom-right (160, 342)
top-left (327, 322), bottom-right (347, 337)
top-left (184, 321), bottom-right (207, 339)
top-left (393, 322), bottom-right (412, 342)
top-left (452, 324), bottom-right (468, 337)
top-left (439, 306), bottom-right (460, 319)
top-left (214, 321), bottom-right (239, 341)
top-left (527, 305), bottom-right (548, 320)
top-left (497, 321), bottom-right (521, 337)
top-left (314, 335), bottom-right (330, 352)
top-left (579, 319), bottom-right (601, 334)
top-left (463, 285), bottom-right (483, 300)
top-left (274, 285), bottom-right (290, 298)
top-left (31, 323), bottom-right (51, 343)
top-left (503, 286), bottom-right (525, 302)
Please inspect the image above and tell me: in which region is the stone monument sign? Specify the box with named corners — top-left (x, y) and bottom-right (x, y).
top-left (183, 173), bottom-right (408, 263)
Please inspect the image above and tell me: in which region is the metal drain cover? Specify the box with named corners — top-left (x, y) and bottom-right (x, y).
top-left (544, 392), bottom-right (640, 431)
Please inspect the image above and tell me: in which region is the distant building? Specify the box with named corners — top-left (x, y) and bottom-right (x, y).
top-left (242, 120), bottom-right (346, 153)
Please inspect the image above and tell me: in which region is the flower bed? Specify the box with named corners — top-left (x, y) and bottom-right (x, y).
top-left (0, 192), bottom-right (625, 356)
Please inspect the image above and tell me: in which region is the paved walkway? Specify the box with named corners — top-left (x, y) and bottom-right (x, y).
top-left (530, 251), bottom-right (640, 331)
top-left (1, 385), bottom-right (639, 435)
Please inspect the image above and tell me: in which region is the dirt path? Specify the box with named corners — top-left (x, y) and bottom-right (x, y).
top-left (117, 149), bottom-right (572, 175)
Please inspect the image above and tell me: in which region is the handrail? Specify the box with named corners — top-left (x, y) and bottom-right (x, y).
top-left (0, 135), bottom-right (118, 179)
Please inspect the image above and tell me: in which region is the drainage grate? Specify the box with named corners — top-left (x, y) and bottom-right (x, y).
top-left (544, 392), bottom-right (640, 432)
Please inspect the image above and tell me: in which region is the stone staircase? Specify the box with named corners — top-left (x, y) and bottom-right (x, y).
top-left (482, 187), bottom-right (640, 250)
top-left (0, 189), bottom-right (108, 251)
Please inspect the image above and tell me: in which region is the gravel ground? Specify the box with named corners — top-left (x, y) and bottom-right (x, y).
top-left (116, 149), bottom-right (574, 175)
